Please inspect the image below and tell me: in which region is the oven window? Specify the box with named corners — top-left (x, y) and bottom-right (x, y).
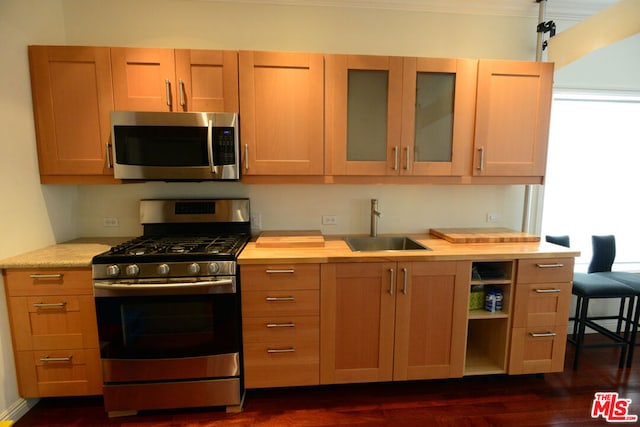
top-left (96, 293), bottom-right (240, 359)
top-left (114, 125), bottom-right (208, 167)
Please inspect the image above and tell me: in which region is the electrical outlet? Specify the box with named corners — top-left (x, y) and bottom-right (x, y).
top-left (103, 217), bottom-right (119, 227)
top-left (322, 215), bottom-right (337, 225)
top-left (486, 213), bottom-right (501, 223)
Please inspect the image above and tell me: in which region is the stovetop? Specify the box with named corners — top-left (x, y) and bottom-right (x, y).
top-left (93, 234), bottom-right (250, 264)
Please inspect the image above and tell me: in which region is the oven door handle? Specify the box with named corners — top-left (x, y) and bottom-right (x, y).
top-left (94, 279), bottom-right (234, 293)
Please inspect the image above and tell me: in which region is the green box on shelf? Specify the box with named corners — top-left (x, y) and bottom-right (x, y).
top-left (469, 288), bottom-right (485, 310)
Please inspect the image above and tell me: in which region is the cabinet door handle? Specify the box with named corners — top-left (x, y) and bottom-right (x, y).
top-left (265, 269), bottom-right (295, 274)
top-left (29, 274), bottom-right (63, 280)
top-left (244, 144), bottom-right (249, 171)
top-left (393, 146), bottom-right (399, 171)
top-left (266, 296), bottom-right (295, 302)
top-left (33, 302), bottom-right (67, 308)
top-left (477, 146), bottom-right (485, 171)
top-left (106, 143), bottom-right (113, 168)
top-left (179, 79), bottom-right (185, 107)
top-left (165, 79), bottom-right (172, 108)
top-left (535, 263), bottom-right (564, 268)
top-left (404, 147), bottom-right (410, 171)
top-left (266, 322), bottom-right (296, 328)
top-left (530, 332), bottom-right (557, 338)
top-left (402, 267), bottom-right (408, 295)
top-left (40, 355), bottom-right (73, 362)
top-left (267, 347), bottom-right (296, 354)
top-left (389, 268), bottom-right (395, 295)
top-left (534, 288), bottom-right (562, 293)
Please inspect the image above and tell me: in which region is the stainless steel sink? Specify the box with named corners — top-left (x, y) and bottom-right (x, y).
top-left (344, 236), bottom-right (431, 252)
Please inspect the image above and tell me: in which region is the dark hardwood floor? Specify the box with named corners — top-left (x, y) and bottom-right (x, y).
top-left (13, 339), bottom-right (640, 426)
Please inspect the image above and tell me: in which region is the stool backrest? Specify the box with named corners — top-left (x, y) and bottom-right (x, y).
top-left (588, 235), bottom-right (616, 273)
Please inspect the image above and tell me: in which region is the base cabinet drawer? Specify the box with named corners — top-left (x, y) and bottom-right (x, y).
top-left (508, 326), bottom-right (567, 374)
top-left (15, 348), bottom-right (102, 397)
top-left (243, 316), bottom-right (319, 388)
top-left (243, 342), bottom-right (319, 388)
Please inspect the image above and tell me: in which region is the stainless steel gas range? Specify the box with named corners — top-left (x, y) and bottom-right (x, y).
top-left (91, 199), bottom-right (250, 417)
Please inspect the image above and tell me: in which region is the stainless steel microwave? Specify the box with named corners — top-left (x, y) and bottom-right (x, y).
top-left (110, 111), bottom-right (240, 181)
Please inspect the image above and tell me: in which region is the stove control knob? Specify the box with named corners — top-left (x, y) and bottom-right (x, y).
top-left (125, 264), bottom-right (140, 277)
top-left (157, 264), bottom-right (170, 275)
top-left (208, 262), bottom-right (221, 274)
top-left (187, 263), bottom-right (201, 275)
top-left (106, 265), bottom-right (120, 277)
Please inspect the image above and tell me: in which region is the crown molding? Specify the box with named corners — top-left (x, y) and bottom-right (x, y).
top-left (195, 0), bottom-right (617, 20)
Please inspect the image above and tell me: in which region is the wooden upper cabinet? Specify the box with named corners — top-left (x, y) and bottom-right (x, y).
top-left (111, 48), bottom-right (239, 112)
top-left (111, 47), bottom-right (176, 111)
top-left (400, 58), bottom-right (477, 176)
top-left (174, 49), bottom-right (239, 112)
top-left (239, 51), bottom-right (324, 175)
top-left (325, 55), bottom-right (403, 176)
top-left (28, 45), bottom-right (116, 183)
top-left (473, 60), bottom-right (554, 177)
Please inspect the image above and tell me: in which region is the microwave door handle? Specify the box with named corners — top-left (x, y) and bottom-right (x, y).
top-left (207, 119), bottom-right (216, 173)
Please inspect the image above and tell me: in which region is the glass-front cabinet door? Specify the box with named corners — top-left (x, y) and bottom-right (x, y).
top-left (401, 58), bottom-right (477, 176)
top-left (325, 55), bottom-right (476, 177)
top-left (325, 55), bottom-right (403, 175)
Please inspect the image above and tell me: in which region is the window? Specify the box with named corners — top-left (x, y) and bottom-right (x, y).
top-left (541, 91), bottom-right (640, 271)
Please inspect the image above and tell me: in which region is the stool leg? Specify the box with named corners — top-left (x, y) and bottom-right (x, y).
top-left (626, 296), bottom-right (639, 368)
top-left (616, 297), bottom-right (627, 334)
top-left (572, 295), bottom-right (582, 341)
top-left (574, 295), bottom-right (589, 370)
top-left (618, 296), bottom-right (632, 368)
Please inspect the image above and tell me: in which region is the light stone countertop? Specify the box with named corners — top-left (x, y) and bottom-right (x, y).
top-left (0, 237), bottom-right (131, 269)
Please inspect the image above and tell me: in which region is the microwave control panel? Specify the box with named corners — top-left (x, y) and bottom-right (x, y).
top-left (212, 128), bottom-right (236, 165)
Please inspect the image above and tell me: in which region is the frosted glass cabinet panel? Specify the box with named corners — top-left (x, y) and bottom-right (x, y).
top-left (346, 70), bottom-right (389, 162)
top-left (413, 72), bottom-right (455, 163)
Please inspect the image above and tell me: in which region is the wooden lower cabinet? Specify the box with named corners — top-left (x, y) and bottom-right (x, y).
top-left (241, 264), bottom-right (320, 388)
top-left (508, 258), bottom-right (574, 374)
top-left (3, 268), bottom-right (102, 397)
top-left (320, 261), bottom-right (469, 384)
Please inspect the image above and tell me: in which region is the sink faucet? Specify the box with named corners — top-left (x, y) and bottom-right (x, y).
top-left (370, 199), bottom-right (382, 237)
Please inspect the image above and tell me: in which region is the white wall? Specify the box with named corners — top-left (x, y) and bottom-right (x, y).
top-left (0, 0), bottom-right (77, 420)
top-left (1, 0), bottom-right (639, 420)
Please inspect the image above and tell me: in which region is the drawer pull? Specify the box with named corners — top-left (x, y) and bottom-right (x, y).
top-left (30, 274), bottom-right (64, 279)
top-left (535, 263), bottom-right (564, 269)
top-left (267, 347), bottom-right (296, 354)
top-left (534, 289), bottom-right (562, 293)
top-left (266, 322), bottom-right (295, 328)
top-left (266, 296), bottom-right (295, 302)
top-left (33, 302), bottom-right (67, 308)
top-left (40, 355), bottom-right (73, 362)
top-left (530, 332), bottom-right (557, 338)
top-left (265, 269), bottom-right (295, 274)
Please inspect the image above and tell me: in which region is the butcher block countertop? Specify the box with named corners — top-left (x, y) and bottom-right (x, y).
top-left (0, 237), bottom-right (131, 269)
top-left (238, 233), bottom-right (579, 265)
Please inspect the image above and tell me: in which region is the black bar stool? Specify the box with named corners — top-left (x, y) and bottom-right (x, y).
top-left (587, 235), bottom-right (640, 367)
top-left (546, 235), bottom-right (638, 369)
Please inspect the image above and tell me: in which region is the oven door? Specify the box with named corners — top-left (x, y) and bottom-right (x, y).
top-left (94, 277), bottom-right (240, 362)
